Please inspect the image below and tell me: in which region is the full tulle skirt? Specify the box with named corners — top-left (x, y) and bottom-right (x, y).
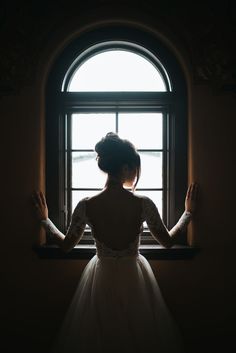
top-left (51, 254), bottom-right (184, 353)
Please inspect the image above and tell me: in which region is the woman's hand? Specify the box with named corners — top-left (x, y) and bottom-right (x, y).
top-left (32, 191), bottom-right (48, 221)
top-left (185, 182), bottom-right (198, 214)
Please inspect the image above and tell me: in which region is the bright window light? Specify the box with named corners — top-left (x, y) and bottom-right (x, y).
top-left (70, 112), bottom-right (164, 218)
top-left (68, 50), bottom-right (167, 92)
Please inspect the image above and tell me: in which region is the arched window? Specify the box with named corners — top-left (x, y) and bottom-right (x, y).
top-left (46, 27), bottom-right (187, 249)
top-left (67, 49), bottom-right (167, 92)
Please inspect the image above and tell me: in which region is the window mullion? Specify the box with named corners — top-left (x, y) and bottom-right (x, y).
top-left (116, 111), bottom-right (118, 133)
top-left (162, 110), bottom-right (168, 227)
top-left (66, 114), bottom-right (72, 228)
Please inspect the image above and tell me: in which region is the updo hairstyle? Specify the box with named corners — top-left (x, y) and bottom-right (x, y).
top-left (95, 132), bottom-right (141, 188)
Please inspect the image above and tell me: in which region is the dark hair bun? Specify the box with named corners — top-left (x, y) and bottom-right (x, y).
top-left (95, 132), bottom-right (120, 156)
top-left (95, 132), bottom-right (140, 176)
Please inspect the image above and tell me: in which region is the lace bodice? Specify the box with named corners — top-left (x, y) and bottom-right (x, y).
top-left (95, 237), bottom-right (140, 258)
top-left (42, 195), bottom-right (192, 257)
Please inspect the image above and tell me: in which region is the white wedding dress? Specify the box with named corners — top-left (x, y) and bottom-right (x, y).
top-left (42, 196), bottom-right (191, 353)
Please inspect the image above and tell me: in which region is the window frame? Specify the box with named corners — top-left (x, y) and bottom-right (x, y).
top-left (62, 94), bottom-right (171, 245)
top-left (45, 26), bottom-right (188, 249)
top-left (62, 41), bottom-right (171, 92)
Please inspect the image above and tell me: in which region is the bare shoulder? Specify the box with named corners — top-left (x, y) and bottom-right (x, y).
top-left (123, 190), bottom-right (145, 207)
top-left (85, 189), bottom-right (146, 207)
top-left (85, 190), bottom-right (107, 205)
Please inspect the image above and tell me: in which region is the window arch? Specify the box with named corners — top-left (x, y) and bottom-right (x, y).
top-left (64, 45), bottom-right (169, 92)
top-left (46, 26), bottom-right (187, 247)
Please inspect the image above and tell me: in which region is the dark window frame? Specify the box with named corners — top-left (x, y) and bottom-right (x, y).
top-left (45, 25), bottom-right (188, 253)
top-left (60, 94), bottom-right (173, 245)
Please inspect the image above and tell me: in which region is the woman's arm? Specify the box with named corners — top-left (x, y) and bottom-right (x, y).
top-left (144, 183), bottom-right (198, 248)
top-left (32, 191), bottom-right (86, 252)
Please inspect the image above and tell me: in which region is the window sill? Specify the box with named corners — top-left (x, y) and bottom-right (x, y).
top-left (33, 244), bottom-right (200, 260)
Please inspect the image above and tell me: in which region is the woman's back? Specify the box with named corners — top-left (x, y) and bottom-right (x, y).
top-left (86, 187), bottom-right (143, 250)
top-left (32, 132), bottom-right (197, 353)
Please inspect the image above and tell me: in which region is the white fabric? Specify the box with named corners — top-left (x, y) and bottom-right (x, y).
top-left (43, 196), bottom-right (191, 353)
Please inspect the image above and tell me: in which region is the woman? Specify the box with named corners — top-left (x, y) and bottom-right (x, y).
top-left (33, 132), bottom-right (198, 353)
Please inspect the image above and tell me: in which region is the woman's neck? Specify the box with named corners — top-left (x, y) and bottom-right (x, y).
top-left (105, 176), bottom-right (124, 190)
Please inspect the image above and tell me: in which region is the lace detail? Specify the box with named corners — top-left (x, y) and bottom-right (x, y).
top-left (141, 196), bottom-right (192, 246)
top-left (169, 210), bottom-right (192, 236)
top-left (141, 196), bottom-right (163, 231)
top-left (65, 198), bottom-right (88, 240)
top-left (41, 198), bottom-right (88, 245)
top-left (41, 218), bottom-right (63, 235)
top-left (41, 195), bottom-right (192, 252)
top-left (95, 237), bottom-right (140, 258)
top-left (141, 196), bottom-right (191, 234)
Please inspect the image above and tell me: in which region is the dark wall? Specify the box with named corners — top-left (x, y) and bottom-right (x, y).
top-left (1, 1), bottom-right (235, 352)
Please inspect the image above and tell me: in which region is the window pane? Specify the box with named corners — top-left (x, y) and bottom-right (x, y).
top-left (72, 152), bottom-right (106, 188)
top-left (72, 113), bottom-right (115, 149)
top-left (118, 113), bottom-right (163, 149)
top-left (135, 190), bottom-right (163, 219)
top-left (68, 50), bottom-right (167, 92)
top-left (138, 152), bottom-right (162, 188)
